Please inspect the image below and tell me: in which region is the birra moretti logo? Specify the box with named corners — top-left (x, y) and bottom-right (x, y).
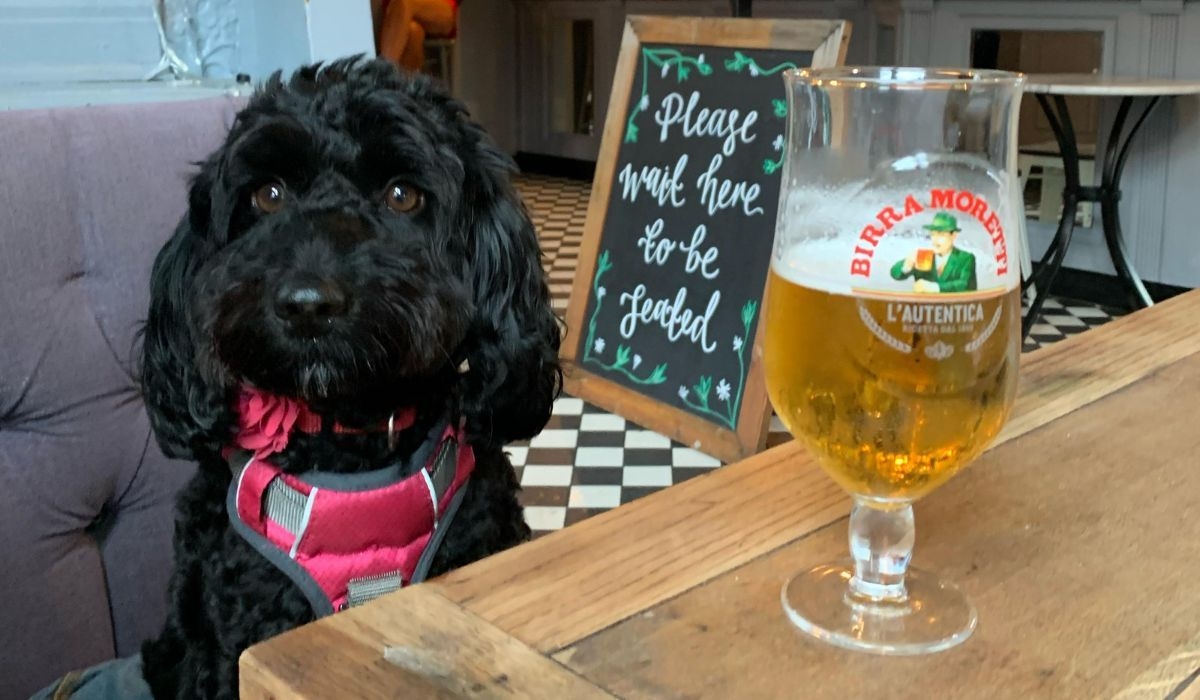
top-left (848, 188), bottom-right (1009, 280)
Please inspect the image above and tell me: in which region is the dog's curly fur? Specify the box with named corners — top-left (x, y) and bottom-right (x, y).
top-left (138, 58), bottom-right (561, 698)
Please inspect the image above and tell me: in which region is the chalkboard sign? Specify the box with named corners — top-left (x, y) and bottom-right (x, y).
top-left (562, 16), bottom-right (850, 463)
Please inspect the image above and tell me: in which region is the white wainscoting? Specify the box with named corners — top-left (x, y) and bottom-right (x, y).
top-left (0, 0), bottom-right (374, 86)
top-left (899, 0), bottom-right (1200, 286)
top-left (0, 1), bottom-right (162, 83)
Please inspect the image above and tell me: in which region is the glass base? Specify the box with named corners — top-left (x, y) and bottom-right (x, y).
top-left (781, 560), bottom-right (977, 656)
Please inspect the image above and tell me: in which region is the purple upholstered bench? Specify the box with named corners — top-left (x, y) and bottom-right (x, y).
top-left (0, 95), bottom-right (240, 699)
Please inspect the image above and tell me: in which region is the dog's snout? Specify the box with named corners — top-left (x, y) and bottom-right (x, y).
top-left (274, 277), bottom-right (350, 327)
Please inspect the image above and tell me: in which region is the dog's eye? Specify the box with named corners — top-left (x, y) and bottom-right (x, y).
top-left (251, 182), bottom-right (287, 214)
top-left (384, 180), bottom-right (424, 214)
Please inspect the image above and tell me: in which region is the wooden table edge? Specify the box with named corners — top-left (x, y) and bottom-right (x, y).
top-left (239, 585), bottom-right (618, 699)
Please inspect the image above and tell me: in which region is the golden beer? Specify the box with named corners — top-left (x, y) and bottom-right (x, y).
top-left (914, 248), bottom-right (935, 272)
top-left (764, 254), bottom-right (1020, 503)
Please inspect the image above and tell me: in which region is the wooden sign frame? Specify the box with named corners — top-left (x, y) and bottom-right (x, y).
top-left (561, 16), bottom-right (851, 463)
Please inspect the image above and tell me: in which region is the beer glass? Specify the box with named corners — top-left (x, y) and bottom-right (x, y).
top-left (765, 68), bottom-right (1025, 654)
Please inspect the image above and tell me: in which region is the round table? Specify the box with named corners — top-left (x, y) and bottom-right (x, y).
top-left (1020, 74), bottom-right (1200, 337)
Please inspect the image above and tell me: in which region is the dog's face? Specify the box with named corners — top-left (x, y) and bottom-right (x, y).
top-left (142, 59), bottom-right (561, 458)
top-left (196, 80), bottom-right (473, 404)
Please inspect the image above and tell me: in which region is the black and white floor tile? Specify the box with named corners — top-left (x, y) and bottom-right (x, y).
top-left (1022, 296), bottom-right (1125, 352)
top-left (515, 174), bottom-right (590, 316)
top-left (511, 173), bottom-right (1126, 537)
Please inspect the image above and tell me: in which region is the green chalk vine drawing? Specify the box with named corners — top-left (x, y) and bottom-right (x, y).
top-left (763, 134), bottom-right (786, 175)
top-left (582, 251), bottom-right (668, 385)
top-left (676, 300), bottom-right (758, 429)
top-left (763, 99), bottom-right (789, 175)
top-left (723, 52), bottom-right (797, 77)
top-left (625, 48), bottom-right (713, 144)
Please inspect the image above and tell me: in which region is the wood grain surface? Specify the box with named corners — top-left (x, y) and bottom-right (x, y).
top-left (240, 586), bottom-right (614, 699)
top-left (242, 291), bottom-right (1200, 699)
top-left (437, 291), bottom-right (1200, 652)
top-left (562, 352), bottom-right (1200, 699)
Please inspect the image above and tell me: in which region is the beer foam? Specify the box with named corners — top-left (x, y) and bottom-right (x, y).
top-left (771, 239), bottom-right (855, 295)
top-left (772, 237), bottom-right (1013, 300)
top-left (772, 177), bottom-right (1023, 296)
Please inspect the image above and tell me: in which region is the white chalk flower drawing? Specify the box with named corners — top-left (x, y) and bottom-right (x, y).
top-left (624, 48), bottom-right (713, 144)
top-left (678, 300), bottom-right (758, 429)
top-left (582, 251), bottom-right (668, 386)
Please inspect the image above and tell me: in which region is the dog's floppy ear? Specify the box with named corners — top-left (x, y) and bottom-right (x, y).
top-left (456, 129), bottom-right (563, 444)
top-left (140, 164), bottom-right (232, 460)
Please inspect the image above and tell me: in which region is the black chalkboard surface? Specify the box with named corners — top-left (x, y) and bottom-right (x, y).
top-left (562, 16), bottom-right (850, 462)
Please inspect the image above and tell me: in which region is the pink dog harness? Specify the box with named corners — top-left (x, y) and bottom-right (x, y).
top-left (226, 417), bottom-right (474, 616)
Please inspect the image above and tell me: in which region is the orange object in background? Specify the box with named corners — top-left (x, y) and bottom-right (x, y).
top-left (374, 0), bottom-right (459, 72)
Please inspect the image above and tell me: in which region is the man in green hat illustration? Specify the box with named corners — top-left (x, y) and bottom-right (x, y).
top-left (890, 211), bottom-right (978, 293)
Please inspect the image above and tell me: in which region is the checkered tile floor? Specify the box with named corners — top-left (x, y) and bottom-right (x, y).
top-left (1022, 296), bottom-right (1125, 352)
top-left (511, 173), bottom-right (1125, 537)
top-left (518, 175), bottom-right (589, 316)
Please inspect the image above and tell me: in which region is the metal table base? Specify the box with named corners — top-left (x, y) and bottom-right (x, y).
top-left (1022, 94), bottom-right (1162, 338)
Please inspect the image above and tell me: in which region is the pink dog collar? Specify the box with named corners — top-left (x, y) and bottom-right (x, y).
top-left (233, 387), bottom-right (417, 459)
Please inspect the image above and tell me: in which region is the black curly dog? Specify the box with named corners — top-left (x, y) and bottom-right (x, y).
top-left (138, 58), bottom-right (561, 698)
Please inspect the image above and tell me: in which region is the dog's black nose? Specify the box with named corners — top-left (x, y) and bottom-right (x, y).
top-left (274, 278), bottom-right (349, 326)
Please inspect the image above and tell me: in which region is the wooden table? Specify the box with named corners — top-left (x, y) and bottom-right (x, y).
top-left (241, 290), bottom-right (1200, 700)
top-left (1020, 74), bottom-right (1200, 338)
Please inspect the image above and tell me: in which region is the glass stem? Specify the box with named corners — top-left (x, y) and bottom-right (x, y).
top-left (847, 499), bottom-right (914, 604)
